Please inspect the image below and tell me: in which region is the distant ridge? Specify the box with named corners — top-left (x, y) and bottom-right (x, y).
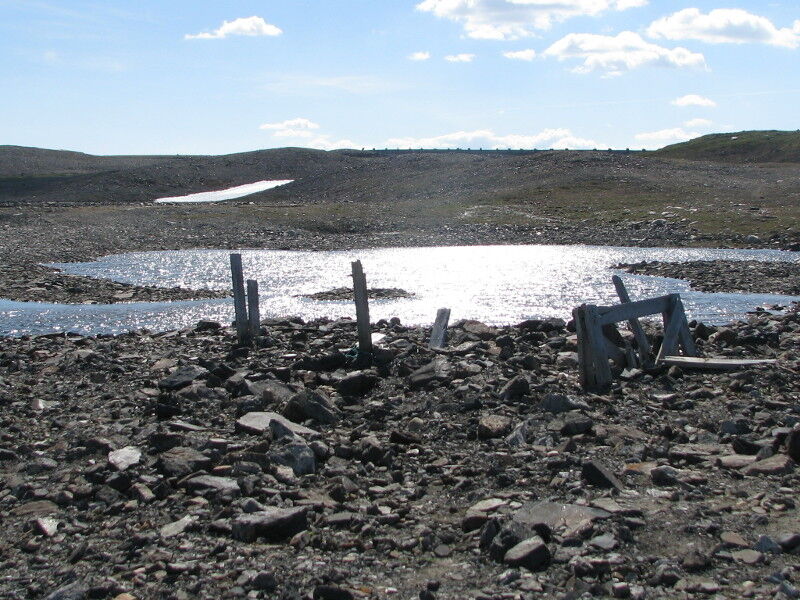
top-left (655, 130), bottom-right (800, 163)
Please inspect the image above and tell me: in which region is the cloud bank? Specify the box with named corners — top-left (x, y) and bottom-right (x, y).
top-left (543, 31), bottom-right (706, 76)
top-left (385, 128), bottom-right (603, 150)
top-left (648, 8), bottom-right (800, 49)
top-left (416, 0), bottom-right (648, 40)
top-left (672, 94), bottom-right (716, 108)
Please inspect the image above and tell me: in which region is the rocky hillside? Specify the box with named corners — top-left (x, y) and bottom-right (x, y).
top-left (655, 131), bottom-right (800, 164)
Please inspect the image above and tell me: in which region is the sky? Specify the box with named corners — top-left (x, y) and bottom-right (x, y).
top-left (1, 0), bottom-right (798, 155)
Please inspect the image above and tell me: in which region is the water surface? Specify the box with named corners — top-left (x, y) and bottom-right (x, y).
top-left (1, 245), bottom-right (796, 337)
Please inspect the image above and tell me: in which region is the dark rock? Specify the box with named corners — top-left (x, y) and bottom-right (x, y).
top-left (158, 365), bottom-right (208, 391)
top-left (185, 475), bottom-right (241, 497)
top-left (231, 506), bottom-right (308, 542)
top-left (337, 370), bottom-right (379, 396)
top-left (478, 415), bottom-right (513, 440)
top-left (503, 536), bottom-right (551, 571)
top-left (269, 442), bottom-right (317, 476)
top-left (43, 581), bottom-right (89, 600)
top-left (582, 460), bottom-right (624, 490)
top-left (499, 375), bottom-right (529, 400)
top-left (156, 446), bottom-right (211, 478)
top-left (313, 585), bottom-right (354, 600)
top-left (561, 414), bottom-right (593, 436)
top-left (284, 389), bottom-right (339, 425)
top-left (236, 411), bottom-right (317, 437)
top-left (251, 571), bottom-right (278, 592)
top-left (408, 357), bottom-right (451, 389)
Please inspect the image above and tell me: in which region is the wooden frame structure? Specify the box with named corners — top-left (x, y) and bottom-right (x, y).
top-left (573, 291), bottom-right (696, 392)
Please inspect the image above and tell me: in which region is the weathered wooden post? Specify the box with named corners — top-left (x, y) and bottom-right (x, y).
top-left (573, 304), bottom-right (613, 393)
top-left (429, 308), bottom-right (451, 349)
top-left (351, 260), bottom-right (372, 356)
top-left (246, 279), bottom-right (260, 344)
top-left (611, 275), bottom-right (653, 367)
top-left (229, 253), bottom-right (250, 346)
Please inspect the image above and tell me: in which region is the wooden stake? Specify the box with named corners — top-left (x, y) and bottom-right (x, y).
top-left (351, 260), bottom-right (372, 355)
top-left (611, 275), bottom-right (652, 367)
top-left (246, 279), bottom-right (260, 344)
top-left (229, 253), bottom-right (250, 346)
top-left (429, 308), bottom-right (451, 349)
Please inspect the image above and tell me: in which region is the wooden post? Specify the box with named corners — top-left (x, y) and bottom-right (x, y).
top-left (351, 260), bottom-right (372, 355)
top-left (429, 308), bottom-right (451, 349)
top-left (246, 279), bottom-right (260, 344)
top-left (611, 275), bottom-right (652, 367)
top-left (229, 253), bottom-right (250, 346)
top-left (574, 305), bottom-right (612, 393)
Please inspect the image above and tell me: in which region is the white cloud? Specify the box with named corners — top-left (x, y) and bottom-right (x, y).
top-left (263, 74), bottom-right (401, 95)
top-left (684, 118), bottom-right (712, 128)
top-left (304, 136), bottom-right (361, 151)
top-left (408, 51), bottom-right (431, 61)
top-left (385, 128), bottom-right (603, 149)
top-left (648, 9), bottom-right (799, 48)
top-left (635, 127), bottom-right (700, 149)
top-left (445, 53), bottom-right (475, 63)
top-left (260, 118), bottom-right (320, 138)
top-left (672, 94), bottom-right (716, 108)
top-left (185, 16), bottom-right (282, 40)
top-left (503, 49), bottom-right (537, 61)
top-left (416, 0), bottom-right (648, 40)
top-left (543, 31), bottom-right (706, 75)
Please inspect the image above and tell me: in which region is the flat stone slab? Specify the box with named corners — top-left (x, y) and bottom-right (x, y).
top-left (108, 446), bottom-right (142, 471)
top-left (231, 506), bottom-right (308, 542)
top-left (236, 412), bottom-right (318, 437)
top-left (512, 501), bottom-right (611, 537)
top-left (185, 475), bottom-right (240, 496)
top-left (741, 454), bottom-right (795, 476)
top-left (504, 536), bottom-right (551, 571)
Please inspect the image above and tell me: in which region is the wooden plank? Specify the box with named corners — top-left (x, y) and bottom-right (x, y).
top-left (229, 253), bottom-right (250, 346)
top-left (661, 356), bottom-right (776, 371)
top-left (351, 260), bottom-right (372, 355)
top-left (429, 308), bottom-right (451, 349)
top-left (585, 305), bottom-right (612, 392)
top-left (573, 306), bottom-right (592, 390)
top-left (246, 279), bottom-right (260, 343)
top-left (611, 275), bottom-right (652, 367)
top-left (597, 295), bottom-right (673, 326)
top-left (656, 295), bottom-right (683, 361)
top-left (674, 297), bottom-right (697, 357)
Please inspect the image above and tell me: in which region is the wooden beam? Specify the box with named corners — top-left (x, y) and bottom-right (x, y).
top-left (661, 356), bottom-right (776, 371)
top-left (229, 253), bottom-right (250, 346)
top-left (597, 295), bottom-right (673, 326)
top-left (657, 295), bottom-right (684, 362)
top-left (611, 275), bottom-right (652, 367)
top-left (351, 260), bottom-right (372, 355)
top-left (429, 308), bottom-right (451, 349)
top-left (246, 279), bottom-right (260, 344)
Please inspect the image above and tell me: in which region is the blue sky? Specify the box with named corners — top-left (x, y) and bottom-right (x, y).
top-left (1, 1), bottom-right (798, 155)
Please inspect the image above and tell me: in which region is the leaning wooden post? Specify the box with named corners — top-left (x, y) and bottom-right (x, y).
top-left (246, 279), bottom-right (260, 344)
top-left (351, 260), bottom-right (372, 356)
top-left (229, 253), bottom-right (250, 346)
top-left (611, 275), bottom-right (652, 367)
top-left (429, 308), bottom-right (451, 349)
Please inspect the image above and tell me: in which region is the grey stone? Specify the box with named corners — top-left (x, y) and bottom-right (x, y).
top-left (539, 393), bottom-right (587, 413)
top-left (43, 581), bottom-right (89, 600)
top-left (185, 475), bottom-right (241, 496)
top-left (503, 536), bottom-right (551, 571)
top-left (478, 415), bottom-right (513, 439)
top-left (337, 370), bottom-right (379, 396)
top-left (156, 446), bottom-right (211, 478)
top-left (741, 454), bottom-right (795, 476)
top-left (270, 442), bottom-right (317, 476)
top-left (284, 389), bottom-right (339, 425)
top-left (408, 357), bottom-right (451, 389)
top-left (107, 446), bottom-right (141, 471)
top-left (160, 515), bottom-right (198, 538)
top-left (231, 506), bottom-right (308, 542)
top-left (500, 375), bottom-right (529, 400)
top-left (582, 459), bottom-right (625, 490)
top-left (561, 414), bottom-right (593, 436)
top-left (236, 411), bottom-right (317, 437)
top-left (158, 365), bottom-right (208, 391)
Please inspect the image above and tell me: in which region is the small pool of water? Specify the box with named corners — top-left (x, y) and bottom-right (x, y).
top-left (0, 245), bottom-right (796, 337)
top-left (153, 180), bottom-right (293, 204)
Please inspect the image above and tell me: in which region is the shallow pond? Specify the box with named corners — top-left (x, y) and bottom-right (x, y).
top-left (1, 245), bottom-right (797, 337)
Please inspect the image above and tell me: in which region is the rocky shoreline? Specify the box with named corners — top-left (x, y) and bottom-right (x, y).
top-left (616, 261), bottom-right (800, 296)
top-left (1, 305), bottom-right (799, 599)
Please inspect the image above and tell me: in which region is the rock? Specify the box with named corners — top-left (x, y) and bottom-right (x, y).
top-left (43, 581), bottom-right (89, 600)
top-left (731, 549), bottom-right (763, 564)
top-left (284, 389), bottom-right (339, 425)
top-left (160, 515), bottom-right (198, 538)
top-left (503, 536), bottom-right (551, 571)
top-left (251, 572), bottom-right (278, 592)
top-left (716, 454), bottom-right (757, 469)
top-left (11, 500), bottom-right (59, 516)
top-left (478, 415), bottom-right (513, 439)
top-left (561, 414), bottom-right (593, 436)
top-left (408, 357), bottom-right (451, 389)
top-left (589, 533), bottom-right (618, 551)
top-left (156, 446), bottom-right (211, 478)
top-left (510, 501), bottom-right (610, 539)
top-left (741, 454), bottom-right (795, 476)
top-left (185, 475), bottom-right (241, 497)
top-left (499, 375), bottom-right (529, 400)
top-left (785, 427), bottom-right (800, 462)
top-left (754, 535), bottom-right (782, 554)
top-left (313, 585), bottom-right (354, 600)
top-left (231, 507), bottom-right (308, 542)
top-left (270, 442), bottom-right (317, 476)
top-left (34, 517), bottom-right (60, 537)
top-left (778, 532), bottom-right (800, 551)
top-left (582, 459), bottom-right (624, 490)
top-left (337, 370), bottom-right (379, 396)
top-left (539, 393), bottom-right (587, 413)
top-left (247, 379), bottom-right (295, 404)
top-left (107, 446), bottom-right (141, 471)
top-left (236, 411), bottom-right (318, 437)
top-left (720, 531), bottom-right (750, 548)
top-left (461, 320), bottom-right (497, 340)
top-left (681, 548), bottom-right (710, 572)
top-left (158, 365), bottom-right (208, 391)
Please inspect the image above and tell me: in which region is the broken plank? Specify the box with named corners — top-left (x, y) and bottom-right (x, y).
top-left (660, 356), bottom-right (776, 371)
